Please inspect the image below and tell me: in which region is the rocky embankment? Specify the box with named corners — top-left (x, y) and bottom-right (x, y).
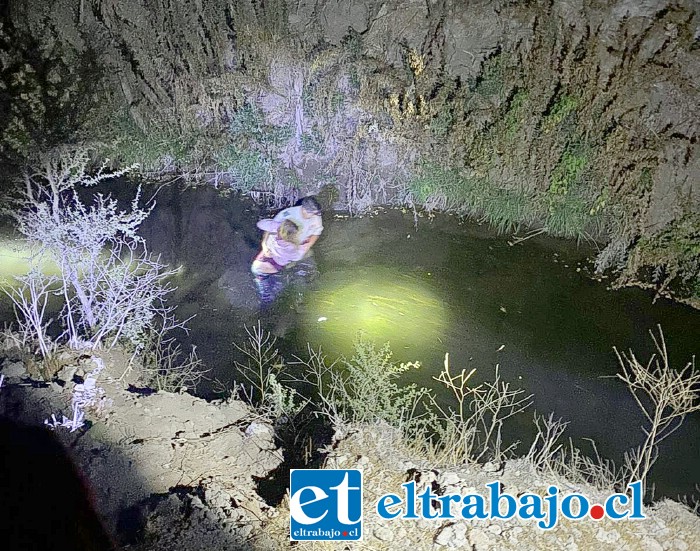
top-left (0, 347), bottom-right (282, 550)
top-left (1, 347), bottom-right (699, 550)
top-left (281, 426), bottom-right (700, 550)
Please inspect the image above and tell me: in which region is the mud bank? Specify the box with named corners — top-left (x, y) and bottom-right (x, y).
top-left (1, 347), bottom-right (699, 550)
top-left (271, 425), bottom-right (700, 550)
top-left (0, 347), bottom-right (282, 550)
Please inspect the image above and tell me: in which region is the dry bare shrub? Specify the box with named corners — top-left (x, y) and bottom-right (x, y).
top-left (526, 412), bottom-right (569, 471)
top-left (527, 413), bottom-right (621, 491)
top-left (5, 148), bottom-right (182, 355)
top-left (232, 321), bottom-right (284, 403)
top-left (616, 326), bottom-right (700, 494)
top-left (141, 335), bottom-right (208, 394)
top-left (427, 353), bottom-right (533, 465)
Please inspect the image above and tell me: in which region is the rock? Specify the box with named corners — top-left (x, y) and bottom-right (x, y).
top-left (507, 526), bottom-right (523, 543)
top-left (205, 484), bottom-right (233, 512)
top-left (487, 524), bottom-right (503, 536)
top-left (56, 350), bottom-right (75, 363)
top-left (435, 523), bottom-right (467, 548)
top-left (2, 360), bottom-right (26, 379)
top-left (641, 538), bottom-right (664, 551)
top-left (439, 472), bottom-right (462, 487)
top-left (356, 455), bottom-right (370, 468)
top-left (238, 524), bottom-right (253, 539)
top-left (418, 469), bottom-right (437, 488)
top-left (58, 365), bottom-right (78, 382)
top-left (50, 381), bottom-right (64, 393)
top-left (317, 0), bottom-right (371, 45)
top-left (482, 460), bottom-right (503, 473)
top-left (244, 422), bottom-right (273, 438)
top-left (595, 527), bottom-right (620, 543)
top-left (334, 454), bottom-right (349, 466)
top-left (374, 526), bottom-right (394, 542)
top-left (468, 527), bottom-right (493, 550)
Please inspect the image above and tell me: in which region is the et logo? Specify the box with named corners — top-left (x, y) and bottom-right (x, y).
top-left (289, 469), bottom-right (363, 541)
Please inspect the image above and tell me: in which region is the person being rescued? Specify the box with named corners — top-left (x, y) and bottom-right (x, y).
top-left (251, 218), bottom-right (305, 276)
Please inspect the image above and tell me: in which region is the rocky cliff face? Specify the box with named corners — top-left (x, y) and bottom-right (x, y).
top-left (2, 0), bottom-right (699, 299)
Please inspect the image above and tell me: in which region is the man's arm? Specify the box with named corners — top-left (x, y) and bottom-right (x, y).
top-left (302, 233), bottom-right (320, 249)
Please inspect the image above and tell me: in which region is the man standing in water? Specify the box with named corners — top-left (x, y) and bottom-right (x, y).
top-left (252, 196), bottom-right (323, 304)
top-left (272, 196), bottom-right (323, 258)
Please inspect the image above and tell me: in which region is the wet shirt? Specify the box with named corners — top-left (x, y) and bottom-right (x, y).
top-left (272, 206), bottom-right (323, 245)
top-left (264, 233), bottom-right (304, 266)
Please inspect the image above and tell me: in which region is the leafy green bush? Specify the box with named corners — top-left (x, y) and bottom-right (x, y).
top-left (337, 338), bottom-right (428, 426)
top-left (296, 336), bottom-right (433, 436)
top-left (229, 101), bottom-right (292, 148)
top-left (99, 111), bottom-right (201, 172)
top-left (544, 143), bottom-right (606, 240)
top-left (503, 89), bottom-right (528, 140)
top-left (215, 145), bottom-right (274, 192)
top-left (631, 214), bottom-right (700, 298)
top-left (474, 53), bottom-right (507, 99)
top-left (429, 109), bottom-right (454, 138)
top-left (548, 149), bottom-right (588, 196)
top-left (541, 94), bottom-right (578, 134)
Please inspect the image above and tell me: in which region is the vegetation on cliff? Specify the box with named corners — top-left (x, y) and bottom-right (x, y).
top-left (1, 0), bottom-right (698, 302)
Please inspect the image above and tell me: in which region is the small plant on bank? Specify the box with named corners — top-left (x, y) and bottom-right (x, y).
top-left (233, 321), bottom-right (286, 405)
top-left (140, 332), bottom-right (208, 394)
top-left (5, 267), bottom-right (59, 358)
top-left (293, 337), bottom-right (434, 438)
top-left (338, 337), bottom-right (429, 428)
top-left (527, 412), bottom-right (622, 491)
top-left (264, 372), bottom-right (308, 420)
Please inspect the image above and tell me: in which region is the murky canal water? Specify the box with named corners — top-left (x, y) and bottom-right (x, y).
top-left (2, 184), bottom-right (699, 500)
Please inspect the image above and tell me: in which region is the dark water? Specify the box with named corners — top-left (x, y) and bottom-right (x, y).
top-left (136, 186), bottom-right (700, 500)
top-left (4, 184), bottom-right (699, 500)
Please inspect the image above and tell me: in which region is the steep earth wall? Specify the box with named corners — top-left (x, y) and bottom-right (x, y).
top-left (2, 0), bottom-right (699, 298)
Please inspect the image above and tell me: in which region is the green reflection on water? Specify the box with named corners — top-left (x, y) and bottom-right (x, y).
top-left (298, 266), bottom-right (448, 360)
top-left (0, 238), bottom-right (61, 286)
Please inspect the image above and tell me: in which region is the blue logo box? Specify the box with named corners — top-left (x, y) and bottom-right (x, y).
top-left (290, 469), bottom-right (363, 541)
